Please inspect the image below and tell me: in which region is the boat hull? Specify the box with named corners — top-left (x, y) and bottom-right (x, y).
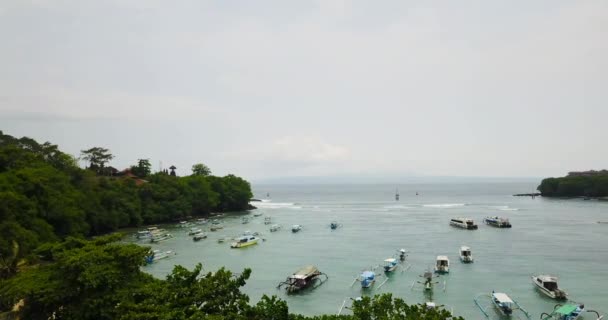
top-left (449, 221), bottom-right (478, 230)
top-left (231, 239), bottom-right (258, 248)
top-left (531, 277), bottom-right (567, 299)
top-left (460, 256), bottom-right (473, 263)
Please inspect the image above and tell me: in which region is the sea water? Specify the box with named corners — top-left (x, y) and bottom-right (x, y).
top-left (140, 182), bottom-right (608, 318)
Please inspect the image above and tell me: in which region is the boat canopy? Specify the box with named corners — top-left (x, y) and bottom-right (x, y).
top-left (361, 271), bottom-right (375, 279)
top-left (538, 275), bottom-right (558, 282)
top-left (437, 255), bottom-right (449, 261)
top-left (554, 304), bottom-right (578, 315)
top-left (290, 265), bottom-right (320, 279)
top-left (493, 293), bottom-right (513, 304)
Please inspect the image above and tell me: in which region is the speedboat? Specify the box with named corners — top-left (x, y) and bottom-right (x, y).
top-left (292, 224), bottom-right (303, 233)
top-left (532, 275), bottom-right (568, 299)
top-left (484, 216), bottom-right (512, 228)
top-left (359, 271), bottom-right (376, 288)
top-left (270, 224), bottom-right (281, 232)
top-left (383, 258), bottom-right (398, 272)
top-left (230, 235), bottom-right (259, 248)
top-left (460, 246), bottom-right (473, 263)
top-left (491, 292), bottom-right (514, 316)
top-left (435, 255), bottom-right (449, 273)
top-left (450, 218), bottom-right (478, 230)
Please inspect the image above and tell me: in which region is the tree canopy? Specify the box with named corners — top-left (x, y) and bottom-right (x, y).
top-left (192, 163), bottom-right (212, 176)
top-left (537, 174), bottom-right (608, 197)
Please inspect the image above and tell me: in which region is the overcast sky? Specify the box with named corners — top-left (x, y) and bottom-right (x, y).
top-left (1, 0), bottom-right (606, 181)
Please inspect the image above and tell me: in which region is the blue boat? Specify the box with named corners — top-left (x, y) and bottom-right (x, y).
top-left (484, 216), bottom-right (512, 228)
top-left (360, 271), bottom-right (376, 288)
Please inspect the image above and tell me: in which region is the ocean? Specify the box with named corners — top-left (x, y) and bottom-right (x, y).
top-left (140, 182), bottom-right (608, 318)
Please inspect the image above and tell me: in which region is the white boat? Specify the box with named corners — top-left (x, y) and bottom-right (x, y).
top-left (145, 250), bottom-right (175, 264)
top-left (264, 217), bottom-right (272, 225)
top-left (460, 246), bottom-right (473, 263)
top-left (532, 275), bottom-right (568, 299)
top-left (484, 216), bottom-right (512, 228)
top-left (195, 218), bottom-right (208, 225)
top-left (435, 255), bottom-right (449, 273)
top-left (383, 258), bottom-right (398, 272)
top-left (270, 224), bottom-right (281, 232)
top-left (253, 212), bottom-right (263, 217)
top-left (291, 224), bottom-right (302, 233)
top-left (475, 291), bottom-right (531, 319)
top-left (210, 224), bottom-right (224, 231)
top-left (193, 232), bottom-right (207, 241)
top-left (491, 292), bottom-right (515, 316)
top-left (188, 227), bottom-right (203, 235)
top-left (230, 235), bottom-right (259, 248)
top-left (179, 221), bottom-right (193, 228)
top-left (450, 218), bottom-right (478, 230)
top-left (150, 232), bottom-right (173, 243)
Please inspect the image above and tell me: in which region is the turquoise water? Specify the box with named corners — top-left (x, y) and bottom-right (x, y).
top-left (139, 183), bottom-right (608, 318)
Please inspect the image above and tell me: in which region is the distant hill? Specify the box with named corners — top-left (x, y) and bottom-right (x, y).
top-left (537, 170), bottom-right (608, 197)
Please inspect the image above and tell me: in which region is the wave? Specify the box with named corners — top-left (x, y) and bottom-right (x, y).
top-left (253, 202), bottom-right (296, 208)
top-left (489, 205), bottom-right (519, 211)
top-left (382, 205), bottom-right (415, 209)
top-left (423, 203), bottom-right (466, 208)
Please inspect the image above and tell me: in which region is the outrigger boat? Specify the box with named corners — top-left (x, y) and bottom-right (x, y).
top-left (264, 217), bottom-right (272, 225)
top-left (532, 275), bottom-right (567, 299)
top-left (292, 224), bottom-right (303, 233)
top-left (330, 221), bottom-right (341, 230)
top-left (411, 269), bottom-right (444, 292)
top-left (474, 291), bottom-right (531, 319)
top-left (150, 232), bottom-right (173, 243)
top-left (398, 249), bottom-right (408, 261)
top-left (460, 246), bottom-right (473, 263)
top-left (144, 250), bottom-right (175, 265)
top-left (277, 265), bottom-right (328, 293)
top-left (358, 271), bottom-right (376, 289)
top-left (484, 216), bottom-right (512, 228)
top-left (192, 232), bottom-right (207, 241)
top-left (230, 235), bottom-right (259, 248)
top-left (450, 218), bottom-right (478, 230)
top-left (270, 224), bottom-right (281, 232)
top-left (210, 224), bottom-right (224, 231)
top-left (383, 258), bottom-right (398, 272)
top-left (541, 303), bottom-right (604, 320)
top-left (435, 256), bottom-right (449, 273)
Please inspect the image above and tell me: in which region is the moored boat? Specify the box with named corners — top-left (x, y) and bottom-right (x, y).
top-left (540, 303), bottom-right (602, 320)
top-left (193, 232), bottom-right (207, 241)
top-left (145, 249), bottom-right (175, 264)
top-left (230, 235), bottom-right (259, 248)
top-left (532, 275), bottom-right (567, 299)
top-left (292, 224), bottom-right (302, 233)
top-left (491, 292), bottom-right (515, 316)
top-left (383, 258), bottom-right (398, 272)
top-left (277, 265), bottom-right (328, 293)
top-left (253, 212), bottom-right (263, 217)
top-left (450, 218), bottom-right (478, 230)
top-left (150, 232), bottom-right (173, 243)
top-left (474, 291), bottom-right (531, 319)
top-left (359, 271), bottom-right (376, 288)
top-left (460, 246), bottom-right (473, 263)
top-left (264, 217), bottom-right (272, 225)
top-left (195, 218), bottom-right (208, 225)
top-left (270, 224), bottom-right (281, 232)
top-left (435, 256), bottom-right (449, 273)
top-left (210, 224), bottom-right (224, 231)
top-left (484, 216), bottom-right (512, 228)
top-left (330, 221), bottom-right (340, 230)
top-left (188, 227), bottom-right (203, 235)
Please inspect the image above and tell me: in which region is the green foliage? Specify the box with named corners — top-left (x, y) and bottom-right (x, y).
top-left (131, 159), bottom-right (152, 178)
top-left (537, 175), bottom-right (608, 197)
top-left (192, 163), bottom-right (212, 176)
top-left (80, 147), bottom-right (114, 175)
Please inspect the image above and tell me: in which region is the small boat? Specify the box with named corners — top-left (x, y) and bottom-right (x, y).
top-left (270, 224), bottom-right (281, 232)
top-left (145, 250), bottom-right (175, 264)
top-left (398, 249), bottom-right (408, 261)
top-left (211, 219), bottom-right (221, 225)
top-left (330, 221), bottom-right (340, 230)
top-left (484, 216), bottom-right (512, 228)
top-left (491, 292), bottom-right (515, 316)
top-left (230, 235), bottom-right (259, 248)
top-left (292, 224), bottom-right (302, 233)
top-left (541, 303), bottom-right (602, 320)
top-left (277, 265), bottom-right (328, 293)
top-left (383, 258), bottom-right (398, 272)
top-left (193, 232), bottom-right (207, 241)
top-left (253, 212), bottom-right (263, 217)
top-left (150, 232), bottom-right (173, 243)
top-left (195, 218), bottom-right (208, 225)
top-left (188, 227), bottom-right (203, 235)
top-left (359, 271), bottom-right (376, 288)
top-left (217, 236), bottom-right (228, 243)
top-left (532, 275), bottom-right (567, 299)
top-left (435, 255), bottom-right (449, 273)
top-left (460, 246), bottom-right (473, 263)
top-left (264, 217), bottom-right (272, 225)
top-left (395, 188), bottom-right (400, 201)
top-left (210, 225), bottom-right (224, 231)
top-left (450, 218), bottom-right (478, 230)
top-left (418, 269), bottom-right (439, 291)
top-left (242, 217), bottom-right (249, 224)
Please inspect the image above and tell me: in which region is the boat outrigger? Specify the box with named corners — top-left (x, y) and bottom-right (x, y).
top-left (532, 275), bottom-right (567, 299)
top-left (435, 256), bottom-right (449, 273)
top-left (474, 292), bottom-right (531, 319)
top-left (450, 218), bottom-right (478, 230)
top-left (541, 303), bottom-right (604, 320)
top-left (277, 265), bottom-right (328, 293)
top-left (230, 235), bottom-right (259, 248)
top-left (383, 258), bottom-right (398, 272)
top-left (460, 246), bottom-right (473, 263)
top-left (484, 216), bottom-right (512, 228)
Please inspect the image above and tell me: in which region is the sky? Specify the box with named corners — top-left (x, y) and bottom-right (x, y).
top-left (1, 0), bottom-right (607, 182)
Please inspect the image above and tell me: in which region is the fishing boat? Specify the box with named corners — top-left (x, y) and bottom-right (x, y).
top-left (398, 249), bottom-right (408, 261)
top-left (450, 218), bottom-right (478, 230)
top-left (145, 250), bottom-right (175, 264)
top-left (210, 224), bottom-right (224, 231)
top-left (383, 258), bottom-right (398, 272)
top-left (264, 217), bottom-right (272, 225)
top-left (242, 217), bottom-right (249, 224)
top-left (532, 275), bottom-right (568, 299)
top-left (395, 188), bottom-right (399, 201)
top-left (192, 232), bottom-right (207, 241)
top-left (460, 246), bottom-right (473, 263)
top-left (188, 227), bottom-right (203, 235)
top-left (277, 265), bottom-right (328, 293)
top-left (270, 224), bottom-right (281, 232)
top-left (230, 235), bottom-right (259, 248)
top-left (415, 269), bottom-right (439, 291)
top-left (330, 221), bottom-right (340, 230)
top-left (541, 303), bottom-right (603, 320)
top-left (359, 271), bottom-right (376, 288)
top-left (435, 256), bottom-right (449, 273)
top-left (475, 292), bottom-right (531, 319)
top-left (484, 216), bottom-right (512, 228)
top-left (150, 232), bottom-right (173, 243)
top-left (292, 224), bottom-right (302, 233)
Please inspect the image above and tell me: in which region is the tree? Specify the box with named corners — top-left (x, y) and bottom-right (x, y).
top-left (191, 163), bottom-right (211, 176)
top-left (131, 159), bottom-right (152, 178)
top-left (80, 147), bottom-right (114, 175)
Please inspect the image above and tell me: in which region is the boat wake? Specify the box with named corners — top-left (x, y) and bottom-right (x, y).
top-left (423, 203), bottom-right (466, 208)
top-left (491, 205), bottom-right (519, 211)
